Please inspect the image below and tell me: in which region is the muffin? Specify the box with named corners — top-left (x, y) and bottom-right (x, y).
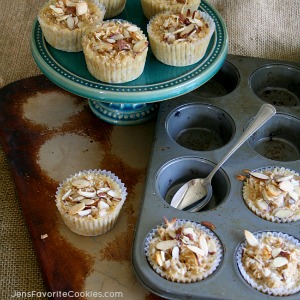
top-left (99, 0), bottom-right (126, 19)
top-left (141, 0), bottom-right (201, 20)
top-left (55, 169), bottom-right (127, 236)
top-left (236, 230), bottom-right (300, 296)
top-left (38, 0), bottom-right (106, 52)
top-left (82, 20), bottom-right (148, 83)
top-left (145, 217), bottom-right (222, 283)
top-left (243, 167), bottom-right (300, 223)
top-left (147, 9), bottom-right (215, 66)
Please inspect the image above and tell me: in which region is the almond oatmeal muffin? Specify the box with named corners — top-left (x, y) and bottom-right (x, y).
top-left (141, 0), bottom-right (201, 20)
top-left (145, 217), bottom-right (222, 282)
top-left (236, 230), bottom-right (300, 296)
top-left (38, 0), bottom-right (106, 52)
top-left (99, 0), bottom-right (126, 19)
top-left (243, 167), bottom-right (300, 223)
top-left (82, 20), bottom-right (148, 83)
top-left (55, 169), bottom-right (127, 236)
top-left (147, 9), bottom-right (215, 66)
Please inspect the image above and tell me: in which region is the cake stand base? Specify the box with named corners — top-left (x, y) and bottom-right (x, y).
top-left (88, 100), bottom-right (159, 125)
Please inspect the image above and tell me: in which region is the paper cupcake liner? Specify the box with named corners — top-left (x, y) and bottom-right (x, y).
top-left (84, 49), bottom-right (147, 83)
top-left (243, 167), bottom-right (300, 223)
top-left (236, 231), bottom-right (300, 296)
top-left (38, 0), bottom-right (105, 52)
top-left (101, 0), bottom-right (126, 19)
top-left (56, 169), bottom-right (127, 236)
top-left (148, 11), bottom-right (215, 66)
top-left (145, 219), bottom-right (223, 283)
top-left (141, 0), bottom-right (201, 20)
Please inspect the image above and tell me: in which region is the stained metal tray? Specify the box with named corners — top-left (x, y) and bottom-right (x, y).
top-left (132, 54), bottom-right (300, 300)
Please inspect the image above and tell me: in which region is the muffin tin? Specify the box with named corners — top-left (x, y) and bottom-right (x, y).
top-left (132, 54), bottom-right (300, 300)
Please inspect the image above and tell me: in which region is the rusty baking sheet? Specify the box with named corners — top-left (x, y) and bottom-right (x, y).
top-left (0, 75), bottom-right (161, 300)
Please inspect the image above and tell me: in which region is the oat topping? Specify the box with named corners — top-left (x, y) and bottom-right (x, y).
top-left (40, 0), bottom-right (103, 30)
top-left (242, 231), bottom-right (300, 290)
top-left (58, 173), bottom-right (122, 218)
top-left (149, 9), bottom-right (211, 44)
top-left (83, 21), bottom-right (148, 59)
top-left (147, 217), bottom-right (220, 282)
top-left (243, 168), bottom-right (300, 220)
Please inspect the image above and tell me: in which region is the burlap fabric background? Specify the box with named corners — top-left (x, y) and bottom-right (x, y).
top-left (0, 0), bottom-right (299, 298)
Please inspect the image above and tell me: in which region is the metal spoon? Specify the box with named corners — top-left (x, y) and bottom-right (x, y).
top-left (170, 103), bottom-right (276, 212)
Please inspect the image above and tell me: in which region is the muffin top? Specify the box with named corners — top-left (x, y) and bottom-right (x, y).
top-left (242, 230), bottom-right (300, 290)
top-left (147, 9), bottom-right (213, 45)
top-left (38, 0), bottom-right (105, 30)
top-left (56, 171), bottom-right (123, 219)
top-left (82, 20), bottom-right (148, 61)
top-left (146, 217), bottom-right (221, 282)
top-left (243, 168), bottom-right (300, 221)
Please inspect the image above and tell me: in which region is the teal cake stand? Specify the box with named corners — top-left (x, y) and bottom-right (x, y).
top-left (31, 0), bottom-right (228, 125)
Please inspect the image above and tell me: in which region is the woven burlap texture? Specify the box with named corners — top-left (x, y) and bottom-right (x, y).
top-left (0, 0), bottom-right (299, 298)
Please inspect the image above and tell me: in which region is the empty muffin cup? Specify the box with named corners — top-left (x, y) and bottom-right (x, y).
top-left (156, 157), bottom-right (230, 211)
top-left (250, 64), bottom-right (300, 107)
top-left (192, 60), bottom-right (240, 98)
top-left (247, 113), bottom-right (300, 161)
top-left (166, 104), bottom-right (235, 151)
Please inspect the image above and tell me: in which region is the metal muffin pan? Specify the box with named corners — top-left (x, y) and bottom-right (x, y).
top-left (132, 54), bottom-right (300, 300)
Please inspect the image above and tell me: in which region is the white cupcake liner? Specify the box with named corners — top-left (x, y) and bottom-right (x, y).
top-left (141, 0), bottom-right (201, 20)
top-left (236, 231), bottom-right (300, 296)
top-left (147, 11), bottom-right (215, 66)
top-left (56, 169), bottom-right (127, 236)
top-left (101, 0), bottom-right (126, 19)
top-left (145, 219), bottom-right (223, 283)
top-left (38, 0), bottom-right (106, 52)
top-left (243, 167), bottom-right (300, 223)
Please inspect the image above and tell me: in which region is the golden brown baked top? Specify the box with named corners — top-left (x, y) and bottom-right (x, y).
top-left (148, 9), bottom-right (212, 44)
top-left (243, 230), bottom-right (300, 289)
top-left (82, 20), bottom-right (148, 60)
top-left (56, 172), bottom-right (122, 219)
top-left (38, 0), bottom-right (105, 30)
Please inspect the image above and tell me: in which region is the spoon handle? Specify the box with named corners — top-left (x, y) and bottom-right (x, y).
top-left (205, 104), bottom-right (276, 183)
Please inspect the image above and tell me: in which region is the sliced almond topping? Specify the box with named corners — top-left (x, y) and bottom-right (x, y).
top-left (274, 209), bottom-right (293, 218)
top-left (62, 188), bottom-right (72, 200)
top-left (207, 239), bottom-right (217, 253)
top-left (156, 239), bottom-right (178, 251)
top-left (98, 200), bottom-right (110, 209)
top-left (257, 199), bottom-right (269, 211)
top-left (289, 190), bottom-right (299, 201)
top-left (72, 179), bottom-right (90, 188)
top-left (244, 230), bottom-right (258, 247)
top-left (172, 246), bottom-right (180, 260)
top-left (155, 251), bottom-right (163, 266)
top-left (126, 25), bottom-right (138, 32)
top-left (278, 180), bottom-right (294, 192)
top-left (68, 202), bottom-right (85, 215)
top-left (49, 5), bottom-right (64, 15)
top-left (186, 245), bottom-right (205, 256)
top-left (67, 16), bottom-right (75, 30)
top-left (76, 2), bottom-right (88, 16)
top-left (271, 247), bottom-right (282, 258)
top-left (266, 184), bottom-right (282, 197)
top-left (199, 235), bottom-right (208, 254)
top-left (270, 256), bottom-right (288, 268)
top-left (78, 208), bottom-right (92, 216)
top-left (133, 40), bottom-right (148, 53)
top-left (274, 175), bottom-right (294, 182)
top-left (78, 190), bottom-right (96, 198)
top-left (250, 172), bottom-right (269, 180)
